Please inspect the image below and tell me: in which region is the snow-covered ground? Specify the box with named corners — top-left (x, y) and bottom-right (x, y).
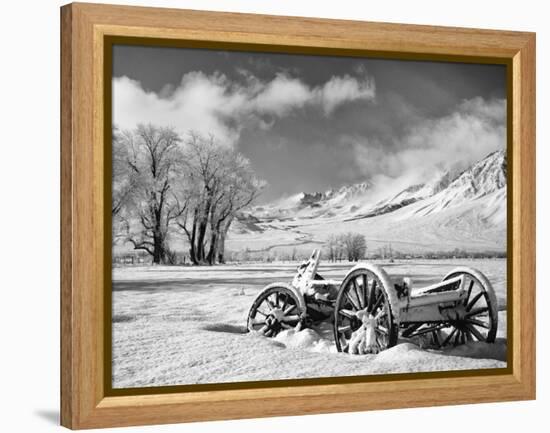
top-left (112, 259), bottom-right (507, 388)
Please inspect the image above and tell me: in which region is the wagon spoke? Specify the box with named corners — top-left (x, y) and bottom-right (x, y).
top-left (466, 318), bottom-right (490, 329)
top-left (255, 309), bottom-right (268, 317)
top-left (258, 299), bottom-right (273, 316)
top-left (280, 323), bottom-right (293, 330)
top-left (259, 324), bottom-right (269, 334)
top-left (339, 309), bottom-right (356, 319)
top-left (432, 330), bottom-right (440, 346)
top-left (338, 324), bottom-right (352, 333)
top-left (441, 327), bottom-right (458, 346)
top-left (351, 278), bottom-right (363, 309)
top-left (345, 291), bottom-right (361, 311)
top-left (375, 308), bottom-right (387, 320)
top-left (465, 306), bottom-right (489, 318)
top-left (466, 292), bottom-right (484, 311)
top-left (266, 298), bottom-right (276, 310)
top-left (369, 279), bottom-right (377, 311)
top-left (464, 328), bottom-right (474, 342)
top-left (376, 325), bottom-right (388, 336)
top-left (280, 314), bottom-right (301, 323)
top-left (283, 304), bottom-right (296, 315)
top-left (281, 294), bottom-right (288, 312)
top-left (464, 279), bottom-right (474, 306)
top-left (453, 329), bottom-right (462, 346)
top-left (362, 274), bottom-right (368, 310)
top-left (370, 292), bottom-right (384, 314)
top-left (403, 323), bottom-right (422, 338)
top-left (250, 318), bottom-right (266, 326)
top-left (465, 323), bottom-right (485, 341)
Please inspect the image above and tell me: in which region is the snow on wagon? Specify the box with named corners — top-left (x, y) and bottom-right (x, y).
top-left (247, 250), bottom-right (498, 354)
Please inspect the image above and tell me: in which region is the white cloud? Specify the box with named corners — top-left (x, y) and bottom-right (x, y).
top-left (316, 74), bottom-right (376, 115)
top-left (253, 74), bottom-right (312, 116)
top-left (113, 70), bottom-right (375, 144)
top-left (113, 73), bottom-right (241, 145)
top-left (349, 97), bottom-right (506, 191)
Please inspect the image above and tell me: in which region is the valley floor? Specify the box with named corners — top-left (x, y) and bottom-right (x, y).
top-left (112, 259), bottom-right (507, 389)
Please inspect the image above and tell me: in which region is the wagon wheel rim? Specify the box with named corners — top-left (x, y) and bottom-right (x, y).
top-left (247, 287), bottom-right (302, 337)
top-left (432, 272), bottom-right (497, 347)
top-left (334, 270), bottom-right (393, 354)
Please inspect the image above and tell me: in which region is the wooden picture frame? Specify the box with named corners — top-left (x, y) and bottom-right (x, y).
top-left (60, 2), bottom-right (536, 429)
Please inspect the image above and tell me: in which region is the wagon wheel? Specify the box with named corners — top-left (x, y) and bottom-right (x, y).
top-left (334, 266), bottom-right (398, 354)
top-left (411, 268), bottom-right (498, 348)
top-left (247, 284), bottom-right (305, 337)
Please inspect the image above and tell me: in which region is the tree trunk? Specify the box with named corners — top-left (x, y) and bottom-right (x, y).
top-left (207, 217), bottom-right (227, 265)
top-left (216, 231), bottom-right (226, 264)
top-left (188, 208), bottom-right (199, 265)
top-left (196, 196), bottom-right (212, 263)
top-left (206, 230), bottom-right (218, 265)
top-left (152, 202), bottom-right (167, 264)
top-left (152, 232), bottom-right (166, 264)
top-left (217, 217), bottom-right (233, 264)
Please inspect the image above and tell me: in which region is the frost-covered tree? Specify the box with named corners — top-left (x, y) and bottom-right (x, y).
top-left (120, 124), bottom-right (186, 264)
top-left (343, 232), bottom-right (367, 261)
top-left (326, 232), bottom-right (366, 262)
top-left (176, 133), bottom-right (265, 265)
top-left (112, 126), bottom-right (139, 216)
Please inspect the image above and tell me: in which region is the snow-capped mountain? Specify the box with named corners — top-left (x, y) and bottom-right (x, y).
top-left (359, 150), bottom-right (506, 220)
top-left (290, 181), bottom-right (373, 209)
top-left (229, 150), bottom-right (507, 253)
top-left (250, 181), bottom-right (373, 219)
top-left (407, 149), bottom-right (506, 218)
top-left (324, 181), bottom-right (372, 202)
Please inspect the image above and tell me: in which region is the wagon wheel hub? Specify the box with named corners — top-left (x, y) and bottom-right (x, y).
top-left (269, 308), bottom-right (285, 322)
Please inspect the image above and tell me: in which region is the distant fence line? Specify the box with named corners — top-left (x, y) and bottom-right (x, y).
top-left (112, 248), bottom-right (506, 266)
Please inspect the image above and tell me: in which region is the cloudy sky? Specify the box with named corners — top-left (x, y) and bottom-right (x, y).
top-left (112, 45), bottom-right (506, 203)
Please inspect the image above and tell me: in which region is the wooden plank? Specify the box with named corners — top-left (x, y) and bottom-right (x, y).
top-left (76, 2), bottom-right (531, 58)
top-left (512, 31), bottom-right (536, 397)
top-left (60, 4), bottom-right (73, 429)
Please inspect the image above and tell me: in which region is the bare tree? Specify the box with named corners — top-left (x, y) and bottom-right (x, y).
top-left (209, 153), bottom-right (265, 264)
top-left (121, 124), bottom-right (186, 264)
top-left (112, 126), bottom-right (141, 216)
top-left (343, 232), bottom-right (367, 261)
top-left (327, 232), bottom-right (366, 262)
top-left (326, 234), bottom-right (349, 262)
top-left (326, 234), bottom-right (340, 262)
top-left (176, 133), bottom-right (265, 265)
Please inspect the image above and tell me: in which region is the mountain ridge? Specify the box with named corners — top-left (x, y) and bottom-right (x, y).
top-left (230, 149), bottom-right (507, 254)
top-left (255, 149), bottom-right (506, 221)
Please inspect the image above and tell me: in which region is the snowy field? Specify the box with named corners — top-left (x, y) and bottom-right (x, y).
top-left (112, 259), bottom-right (507, 388)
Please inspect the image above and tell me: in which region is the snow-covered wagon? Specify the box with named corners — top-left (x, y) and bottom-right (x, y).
top-left (247, 250), bottom-right (498, 354)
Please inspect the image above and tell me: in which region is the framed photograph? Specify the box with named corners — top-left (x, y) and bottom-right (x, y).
top-left (60, 3), bottom-right (536, 429)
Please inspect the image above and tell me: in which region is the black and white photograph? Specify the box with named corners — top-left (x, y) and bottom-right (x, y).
top-left (110, 45), bottom-right (508, 388)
